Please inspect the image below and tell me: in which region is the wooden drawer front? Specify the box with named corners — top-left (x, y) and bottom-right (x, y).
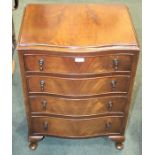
top-left (27, 76), bottom-right (130, 96)
top-left (29, 96), bottom-right (127, 116)
top-left (24, 54), bottom-right (132, 74)
top-left (31, 116), bottom-right (124, 137)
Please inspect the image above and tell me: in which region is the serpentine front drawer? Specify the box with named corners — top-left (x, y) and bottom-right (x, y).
top-left (27, 75), bottom-right (130, 96)
top-left (24, 54), bottom-right (133, 74)
top-left (29, 95), bottom-right (127, 116)
top-left (31, 116), bottom-right (124, 138)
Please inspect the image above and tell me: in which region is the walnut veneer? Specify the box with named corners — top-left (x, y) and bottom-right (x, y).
top-left (17, 4), bottom-right (140, 150)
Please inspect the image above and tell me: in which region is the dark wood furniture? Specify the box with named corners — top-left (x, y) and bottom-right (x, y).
top-left (17, 4), bottom-right (140, 150)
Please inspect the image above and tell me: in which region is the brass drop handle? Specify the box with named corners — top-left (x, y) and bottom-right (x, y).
top-left (105, 122), bottom-right (112, 130)
top-left (39, 59), bottom-right (44, 71)
top-left (107, 101), bottom-right (113, 111)
top-left (111, 80), bottom-right (117, 90)
top-left (41, 100), bottom-right (47, 111)
top-left (113, 59), bottom-right (119, 70)
top-left (40, 80), bottom-right (45, 91)
top-left (43, 121), bottom-right (48, 131)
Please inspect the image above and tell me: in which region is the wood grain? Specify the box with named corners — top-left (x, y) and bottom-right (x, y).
top-left (31, 116), bottom-right (124, 138)
top-left (18, 4), bottom-right (138, 48)
top-left (24, 54), bottom-right (133, 74)
top-left (27, 75), bottom-right (130, 96)
top-left (17, 4), bottom-right (140, 149)
top-left (29, 95), bottom-right (127, 117)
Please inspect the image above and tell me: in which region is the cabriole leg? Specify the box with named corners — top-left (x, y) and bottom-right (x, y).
top-left (109, 135), bottom-right (125, 150)
top-left (28, 135), bottom-right (44, 150)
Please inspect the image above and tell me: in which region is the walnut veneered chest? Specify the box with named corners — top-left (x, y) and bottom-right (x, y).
top-left (17, 4), bottom-right (140, 150)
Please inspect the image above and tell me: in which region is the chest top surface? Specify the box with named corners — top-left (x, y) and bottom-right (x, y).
top-left (18, 4), bottom-right (139, 51)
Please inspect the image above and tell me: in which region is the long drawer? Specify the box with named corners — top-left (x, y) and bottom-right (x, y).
top-left (27, 75), bottom-right (130, 96)
top-left (24, 54), bottom-right (133, 74)
top-left (29, 95), bottom-right (127, 116)
top-left (31, 116), bottom-right (124, 137)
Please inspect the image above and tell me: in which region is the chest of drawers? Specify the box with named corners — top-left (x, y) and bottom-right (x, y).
top-left (17, 4), bottom-right (140, 150)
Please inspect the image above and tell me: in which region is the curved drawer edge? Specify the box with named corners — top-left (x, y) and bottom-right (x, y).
top-left (31, 115), bottom-right (124, 120)
top-left (31, 112), bottom-right (125, 119)
top-left (31, 133), bottom-right (121, 139)
top-left (25, 71), bottom-right (131, 77)
top-left (28, 92), bottom-right (128, 98)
